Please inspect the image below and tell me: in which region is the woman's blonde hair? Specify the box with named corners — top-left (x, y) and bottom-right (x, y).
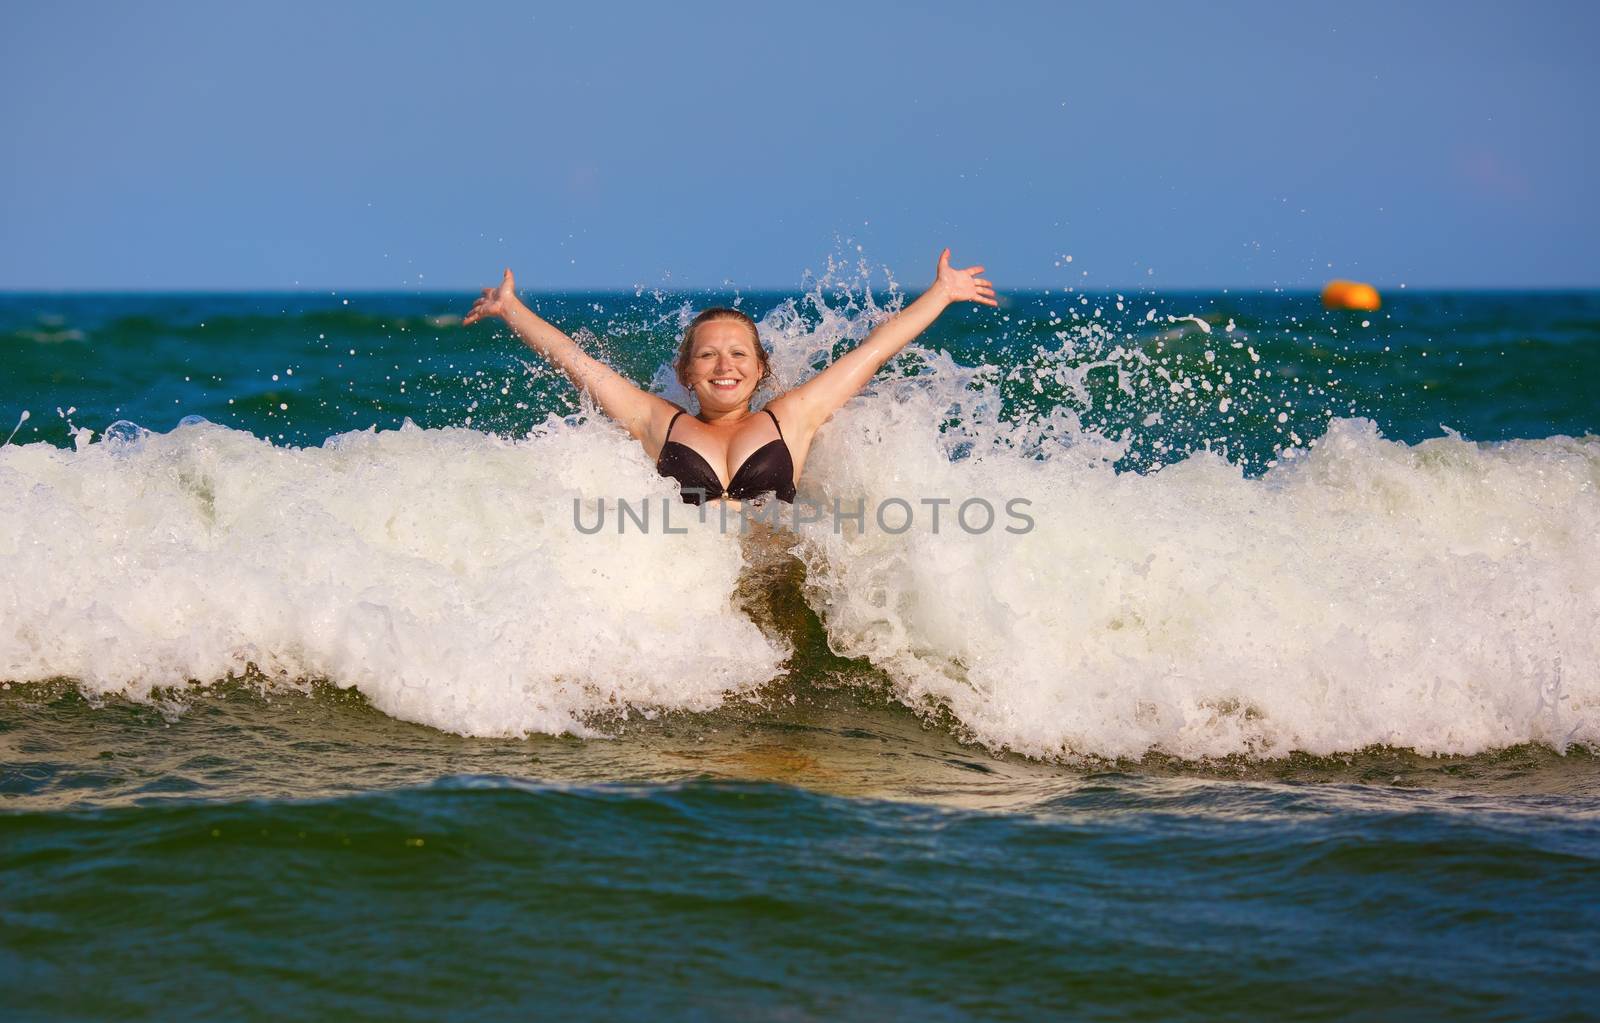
top-left (675, 307), bottom-right (773, 390)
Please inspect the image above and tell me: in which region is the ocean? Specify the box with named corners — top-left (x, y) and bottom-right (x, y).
top-left (2, 279), bottom-right (1597, 1020)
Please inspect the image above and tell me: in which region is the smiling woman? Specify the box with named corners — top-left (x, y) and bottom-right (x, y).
top-left (656, 308), bottom-right (792, 505)
top-left (654, 309), bottom-right (792, 505)
top-left (462, 249), bottom-right (997, 504)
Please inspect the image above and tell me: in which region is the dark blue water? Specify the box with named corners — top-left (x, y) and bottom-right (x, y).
top-left (2, 288), bottom-right (1597, 1019)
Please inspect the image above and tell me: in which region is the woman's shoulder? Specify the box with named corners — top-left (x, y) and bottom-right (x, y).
top-left (760, 390), bottom-right (811, 425)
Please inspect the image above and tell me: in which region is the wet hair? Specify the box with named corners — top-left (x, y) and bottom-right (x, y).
top-left (675, 307), bottom-right (773, 391)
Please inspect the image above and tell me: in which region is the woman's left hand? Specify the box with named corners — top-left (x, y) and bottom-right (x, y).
top-left (933, 248), bottom-right (998, 307)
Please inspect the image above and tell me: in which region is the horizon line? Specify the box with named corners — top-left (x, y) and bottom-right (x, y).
top-left (3, 283), bottom-right (1598, 296)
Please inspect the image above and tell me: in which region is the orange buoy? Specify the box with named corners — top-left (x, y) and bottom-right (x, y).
top-left (1321, 280), bottom-right (1381, 311)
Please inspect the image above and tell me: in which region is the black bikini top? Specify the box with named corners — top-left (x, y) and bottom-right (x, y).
top-left (656, 408), bottom-right (797, 505)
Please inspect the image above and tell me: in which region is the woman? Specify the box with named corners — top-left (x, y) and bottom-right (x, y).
top-left (463, 249), bottom-right (997, 504)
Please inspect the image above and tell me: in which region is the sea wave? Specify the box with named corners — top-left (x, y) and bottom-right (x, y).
top-left (0, 418), bottom-right (787, 736)
top-left (798, 396), bottom-right (1600, 760)
top-left (5, 284), bottom-right (1598, 761)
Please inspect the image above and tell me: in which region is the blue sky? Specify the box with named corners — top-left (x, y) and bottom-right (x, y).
top-left (2, 1), bottom-right (1595, 290)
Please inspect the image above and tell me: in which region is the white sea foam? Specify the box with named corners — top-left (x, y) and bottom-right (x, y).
top-left (6, 278), bottom-right (1598, 761)
top-left (0, 417), bottom-right (787, 737)
top-left (726, 275), bottom-right (1599, 760)
top-left (797, 394), bottom-right (1600, 760)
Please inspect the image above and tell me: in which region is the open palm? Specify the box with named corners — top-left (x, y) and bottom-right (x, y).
top-left (463, 268), bottom-right (518, 325)
top-left (935, 248), bottom-right (997, 307)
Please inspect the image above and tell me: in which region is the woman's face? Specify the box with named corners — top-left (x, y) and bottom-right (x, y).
top-left (685, 320), bottom-right (762, 413)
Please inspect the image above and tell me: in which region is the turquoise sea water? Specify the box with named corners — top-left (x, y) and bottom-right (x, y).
top-left (3, 286), bottom-right (1598, 1019)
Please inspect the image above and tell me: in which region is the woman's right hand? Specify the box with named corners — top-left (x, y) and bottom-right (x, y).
top-left (463, 268), bottom-right (520, 325)
top-left (458, 265), bottom-right (671, 443)
top-left (932, 248), bottom-right (997, 307)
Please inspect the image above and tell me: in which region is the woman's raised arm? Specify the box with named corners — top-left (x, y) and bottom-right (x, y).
top-left (465, 269), bottom-right (676, 445)
top-left (767, 248), bottom-right (995, 443)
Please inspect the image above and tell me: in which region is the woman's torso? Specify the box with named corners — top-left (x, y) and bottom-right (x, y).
top-left (655, 408), bottom-right (797, 505)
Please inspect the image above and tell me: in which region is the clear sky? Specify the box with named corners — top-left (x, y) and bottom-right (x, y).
top-left (2, 1), bottom-right (1595, 291)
